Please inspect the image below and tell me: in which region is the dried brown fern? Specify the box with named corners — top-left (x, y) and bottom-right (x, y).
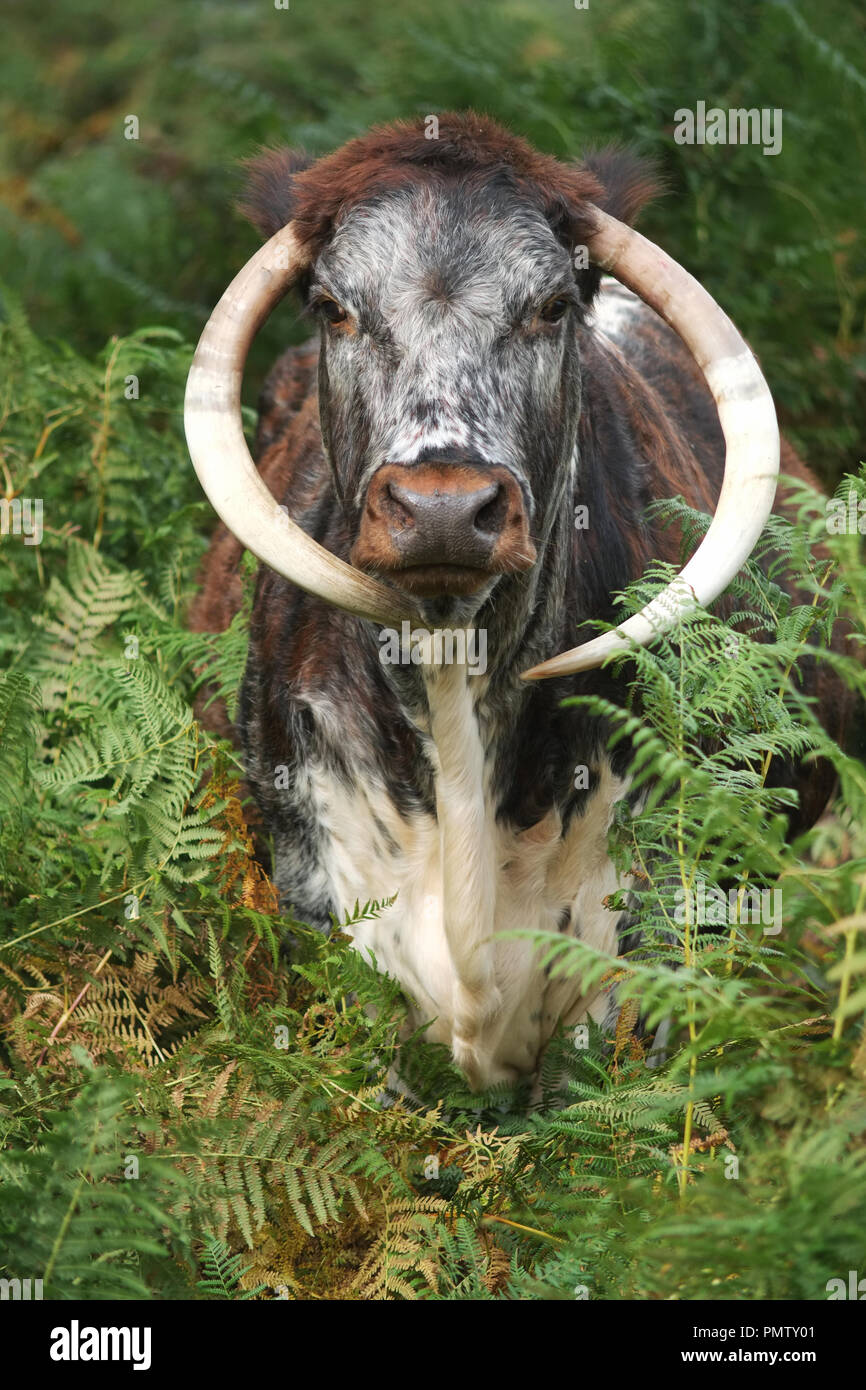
top-left (350, 1193), bottom-right (449, 1300)
top-left (5, 949), bottom-right (208, 1071)
top-left (200, 761), bottom-right (279, 914)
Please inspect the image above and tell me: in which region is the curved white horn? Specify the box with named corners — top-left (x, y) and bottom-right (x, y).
top-left (521, 209), bottom-right (780, 681)
top-left (184, 224), bottom-right (409, 626)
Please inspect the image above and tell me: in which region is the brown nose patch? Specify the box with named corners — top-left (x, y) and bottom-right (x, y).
top-left (351, 462), bottom-right (536, 594)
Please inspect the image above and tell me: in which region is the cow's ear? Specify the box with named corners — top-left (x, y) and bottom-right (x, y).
top-left (237, 147), bottom-right (315, 240)
top-left (567, 147), bottom-right (661, 309)
top-left (579, 147), bottom-right (660, 226)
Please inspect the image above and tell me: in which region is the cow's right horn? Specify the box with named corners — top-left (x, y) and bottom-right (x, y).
top-left (521, 208), bottom-right (780, 681)
top-left (184, 224), bottom-right (409, 626)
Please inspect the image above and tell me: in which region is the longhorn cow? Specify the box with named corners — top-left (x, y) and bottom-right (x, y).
top-left (187, 114), bottom-right (845, 1090)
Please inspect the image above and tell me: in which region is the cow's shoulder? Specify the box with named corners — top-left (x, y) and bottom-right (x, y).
top-left (189, 339), bottom-right (325, 638)
top-left (255, 338), bottom-right (328, 515)
top-left (255, 337), bottom-right (320, 455)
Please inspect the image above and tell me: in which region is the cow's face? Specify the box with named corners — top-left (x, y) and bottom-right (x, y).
top-left (308, 177), bottom-right (583, 614)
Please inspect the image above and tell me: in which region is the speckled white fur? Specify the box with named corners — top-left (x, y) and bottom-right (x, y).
top-left (305, 663), bottom-right (629, 1089)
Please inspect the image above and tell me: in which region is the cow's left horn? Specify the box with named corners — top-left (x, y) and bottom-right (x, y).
top-left (184, 224), bottom-right (408, 625)
top-left (521, 209), bottom-right (779, 681)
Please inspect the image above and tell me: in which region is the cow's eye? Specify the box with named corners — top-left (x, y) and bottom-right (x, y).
top-left (318, 298), bottom-right (349, 326)
top-left (539, 295), bottom-right (570, 323)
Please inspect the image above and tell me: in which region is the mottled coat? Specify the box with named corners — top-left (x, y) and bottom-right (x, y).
top-left (191, 115), bottom-right (846, 1087)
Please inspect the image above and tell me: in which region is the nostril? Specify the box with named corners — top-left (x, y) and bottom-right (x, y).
top-left (383, 482), bottom-right (416, 529)
top-left (473, 484), bottom-right (507, 537)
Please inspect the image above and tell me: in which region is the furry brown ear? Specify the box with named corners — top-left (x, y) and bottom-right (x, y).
top-left (236, 130), bottom-right (660, 311)
top-left (579, 147), bottom-right (660, 226)
top-left (567, 147), bottom-right (661, 307)
top-left (237, 147), bottom-right (315, 240)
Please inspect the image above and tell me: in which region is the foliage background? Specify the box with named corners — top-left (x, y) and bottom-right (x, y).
top-left (2, 0), bottom-right (864, 480)
top-left (0, 0), bottom-right (864, 1300)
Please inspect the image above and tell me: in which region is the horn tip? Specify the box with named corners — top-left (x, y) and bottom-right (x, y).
top-left (520, 655), bottom-right (585, 681)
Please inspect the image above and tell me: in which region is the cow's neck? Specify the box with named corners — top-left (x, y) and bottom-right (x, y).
top-left (372, 487), bottom-right (590, 1082)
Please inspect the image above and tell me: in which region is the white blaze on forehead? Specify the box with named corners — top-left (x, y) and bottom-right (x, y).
top-left (385, 416), bottom-right (472, 466)
top-left (320, 184), bottom-right (574, 478)
top-left (323, 185), bottom-right (568, 336)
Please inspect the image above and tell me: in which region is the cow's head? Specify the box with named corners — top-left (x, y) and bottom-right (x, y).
top-left (185, 114), bottom-right (779, 676)
top-left (239, 121), bottom-right (655, 617)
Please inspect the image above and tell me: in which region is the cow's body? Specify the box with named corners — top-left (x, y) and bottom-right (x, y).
top-left (191, 116), bottom-right (846, 1089)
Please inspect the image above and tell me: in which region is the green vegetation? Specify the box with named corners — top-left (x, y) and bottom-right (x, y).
top-left (2, 0), bottom-right (864, 480)
top-left (1, 0), bottom-right (865, 1300)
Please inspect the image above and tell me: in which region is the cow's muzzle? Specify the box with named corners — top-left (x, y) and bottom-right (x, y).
top-left (350, 461), bottom-right (536, 597)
